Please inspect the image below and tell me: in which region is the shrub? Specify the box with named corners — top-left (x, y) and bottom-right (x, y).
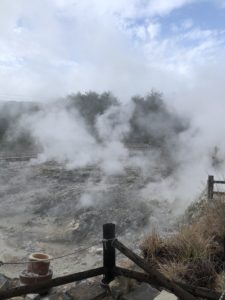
top-left (141, 195), bottom-right (225, 290)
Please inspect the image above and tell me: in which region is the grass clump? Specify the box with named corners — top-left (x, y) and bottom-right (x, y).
top-left (141, 195), bottom-right (225, 290)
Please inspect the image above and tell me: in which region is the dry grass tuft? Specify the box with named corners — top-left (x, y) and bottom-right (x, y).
top-left (141, 195), bottom-right (225, 290)
top-left (215, 272), bottom-right (225, 292)
top-left (158, 261), bottom-right (188, 283)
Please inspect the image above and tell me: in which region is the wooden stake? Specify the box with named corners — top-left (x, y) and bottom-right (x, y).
top-left (208, 175), bottom-right (214, 200)
top-left (102, 223), bottom-right (116, 284)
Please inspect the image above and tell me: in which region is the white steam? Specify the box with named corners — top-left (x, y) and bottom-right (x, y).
top-left (16, 91), bottom-right (220, 211)
top-left (25, 101), bottom-right (132, 175)
top-left (2, 87), bottom-right (225, 213)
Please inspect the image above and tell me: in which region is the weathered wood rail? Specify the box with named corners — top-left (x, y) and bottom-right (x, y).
top-left (0, 223), bottom-right (222, 299)
top-left (208, 175), bottom-right (225, 199)
top-left (114, 267), bottom-right (220, 300)
top-left (0, 268), bottom-right (104, 299)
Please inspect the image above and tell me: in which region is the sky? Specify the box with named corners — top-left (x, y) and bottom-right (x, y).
top-left (0, 0), bottom-right (225, 103)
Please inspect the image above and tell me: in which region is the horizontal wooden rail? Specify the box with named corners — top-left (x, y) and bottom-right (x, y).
top-left (213, 191), bottom-right (225, 195)
top-left (114, 267), bottom-right (161, 289)
top-left (214, 180), bottom-right (225, 184)
top-left (1, 223), bottom-right (221, 300)
top-left (112, 239), bottom-right (197, 300)
top-left (177, 281), bottom-right (220, 300)
top-left (114, 267), bottom-right (220, 300)
top-left (0, 267), bottom-right (104, 299)
top-left (208, 175), bottom-right (225, 199)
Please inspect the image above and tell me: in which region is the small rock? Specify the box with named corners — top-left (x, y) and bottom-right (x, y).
top-left (0, 274), bottom-right (9, 291)
top-left (41, 291), bottom-right (73, 300)
top-left (109, 276), bottom-right (140, 299)
top-left (68, 282), bottom-right (106, 299)
top-left (25, 294), bottom-right (41, 300)
top-left (121, 283), bottom-right (159, 300)
top-left (95, 248), bottom-right (103, 255)
top-left (50, 293), bottom-right (72, 300)
top-left (109, 278), bottom-right (123, 299)
top-left (0, 275), bottom-right (20, 292)
top-left (154, 290), bottom-right (177, 300)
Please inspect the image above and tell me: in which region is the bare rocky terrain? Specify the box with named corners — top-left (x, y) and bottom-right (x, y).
top-left (0, 157), bottom-right (175, 278)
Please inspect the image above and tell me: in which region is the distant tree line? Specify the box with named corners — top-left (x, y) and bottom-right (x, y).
top-left (0, 101), bottom-right (39, 153)
top-left (0, 91), bottom-right (189, 154)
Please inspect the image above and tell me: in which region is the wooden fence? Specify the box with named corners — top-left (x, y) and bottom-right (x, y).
top-left (0, 223), bottom-right (221, 300)
top-left (208, 175), bottom-right (225, 200)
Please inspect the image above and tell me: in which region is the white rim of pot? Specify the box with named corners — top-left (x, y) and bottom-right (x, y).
top-left (29, 253), bottom-right (52, 261)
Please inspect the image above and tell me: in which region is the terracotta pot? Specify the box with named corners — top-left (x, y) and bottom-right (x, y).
top-left (28, 253), bottom-right (52, 276)
top-left (20, 269), bottom-right (53, 286)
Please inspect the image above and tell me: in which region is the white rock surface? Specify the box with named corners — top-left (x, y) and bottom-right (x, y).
top-left (155, 290), bottom-right (177, 300)
top-left (25, 294), bottom-right (41, 300)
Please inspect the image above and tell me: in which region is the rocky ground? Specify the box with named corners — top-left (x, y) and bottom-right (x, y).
top-left (0, 157), bottom-right (175, 280)
top-left (0, 271), bottom-right (178, 299)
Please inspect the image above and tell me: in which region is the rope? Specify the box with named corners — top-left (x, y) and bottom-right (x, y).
top-left (0, 242), bottom-right (100, 266)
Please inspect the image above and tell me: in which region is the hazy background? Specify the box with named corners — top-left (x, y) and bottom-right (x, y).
top-left (1, 0), bottom-right (225, 208)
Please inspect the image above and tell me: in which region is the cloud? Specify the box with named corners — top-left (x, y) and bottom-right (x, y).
top-left (182, 19), bottom-right (194, 30)
top-left (52, 0), bottom-right (198, 19)
top-left (218, 0), bottom-right (225, 8)
top-left (2, 0), bottom-right (225, 208)
top-left (145, 0), bottom-right (198, 16)
top-left (147, 22), bottom-right (161, 40)
top-left (0, 0), bottom-right (224, 102)
top-left (171, 19), bottom-right (194, 32)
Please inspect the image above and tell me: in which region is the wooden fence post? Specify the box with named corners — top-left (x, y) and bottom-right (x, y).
top-left (208, 175), bottom-right (214, 200)
top-left (102, 223), bottom-right (116, 285)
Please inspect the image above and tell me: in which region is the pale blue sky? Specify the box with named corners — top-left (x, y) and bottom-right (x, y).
top-left (0, 0), bottom-right (225, 101)
top-left (161, 1), bottom-right (225, 31)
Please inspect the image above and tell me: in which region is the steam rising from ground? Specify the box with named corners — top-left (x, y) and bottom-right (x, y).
top-left (1, 91), bottom-right (224, 210)
top-left (24, 92), bottom-right (187, 177)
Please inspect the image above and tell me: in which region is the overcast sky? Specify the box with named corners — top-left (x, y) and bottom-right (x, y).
top-left (0, 0), bottom-right (225, 103)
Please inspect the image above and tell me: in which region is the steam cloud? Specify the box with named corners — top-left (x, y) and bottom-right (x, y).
top-left (0, 90), bottom-right (224, 210)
